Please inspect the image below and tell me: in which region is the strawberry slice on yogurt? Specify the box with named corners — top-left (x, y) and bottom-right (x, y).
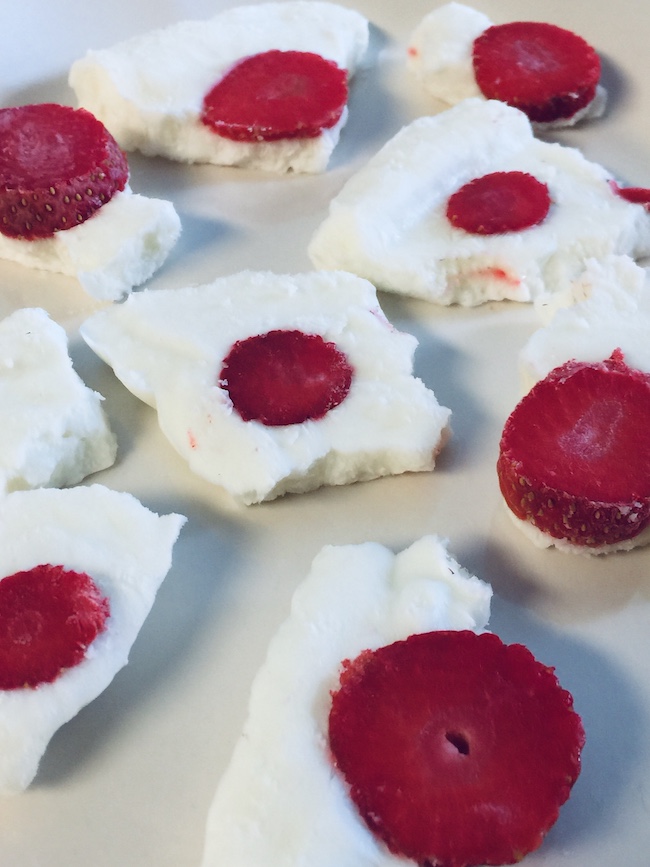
top-left (407, 2), bottom-right (605, 128)
top-left (0, 103), bottom-right (180, 300)
top-left (0, 307), bottom-right (116, 494)
top-left (309, 99), bottom-right (650, 306)
top-left (69, 2), bottom-right (369, 173)
top-left (200, 536), bottom-right (494, 867)
top-left (0, 485), bottom-right (185, 794)
top-left (329, 630), bottom-right (584, 867)
top-left (498, 350), bottom-right (650, 554)
top-left (80, 270), bottom-right (451, 504)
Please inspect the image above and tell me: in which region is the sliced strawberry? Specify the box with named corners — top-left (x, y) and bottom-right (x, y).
top-left (219, 329), bottom-right (353, 426)
top-left (446, 171), bottom-right (551, 235)
top-left (0, 103), bottom-right (128, 241)
top-left (610, 180), bottom-right (650, 210)
top-left (200, 50), bottom-right (348, 142)
top-left (0, 564), bottom-right (110, 689)
top-left (498, 350), bottom-right (650, 547)
top-left (472, 21), bottom-right (600, 123)
top-left (329, 630), bottom-right (584, 867)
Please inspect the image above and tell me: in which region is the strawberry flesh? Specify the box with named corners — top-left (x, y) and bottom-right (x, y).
top-left (472, 21), bottom-right (600, 123)
top-left (328, 630), bottom-right (584, 867)
top-left (610, 180), bottom-right (650, 210)
top-left (0, 103), bottom-right (128, 241)
top-left (201, 50), bottom-right (348, 142)
top-left (498, 350), bottom-right (650, 547)
top-left (0, 564), bottom-right (110, 689)
top-left (219, 329), bottom-right (353, 426)
top-left (446, 171), bottom-right (551, 235)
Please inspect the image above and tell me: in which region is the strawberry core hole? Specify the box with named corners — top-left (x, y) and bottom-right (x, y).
top-left (445, 731), bottom-right (470, 755)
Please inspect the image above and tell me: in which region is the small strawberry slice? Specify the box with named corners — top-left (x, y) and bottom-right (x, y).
top-left (0, 563), bottom-right (110, 689)
top-left (0, 103), bottom-right (128, 241)
top-left (329, 630), bottom-right (584, 867)
top-left (200, 50), bottom-right (348, 142)
top-left (472, 21), bottom-right (600, 123)
top-left (610, 180), bottom-right (650, 210)
top-left (219, 329), bottom-right (353, 426)
top-left (446, 171), bottom-right (551, 235)
top-left (498, 350), bottom-right (650, 547)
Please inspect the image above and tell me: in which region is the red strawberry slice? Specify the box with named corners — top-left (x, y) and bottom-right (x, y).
top-left (0, 564), bottom-right (110, 690)
top-left (472, 21), bottom-right (601, 123)
top-left (200, 50), bottom-right (348, 142)
top-left (219, 329), bottom-right (353, 426)
top-left (610, 180), bottom-right (650, 210)
top-left (0, 103), bottom-right (128, 241)
top-left (498, 350), bottom-right (650, 547)
top-left (328, 630), bottom-right (584, 867)
top-left (446, 171), bottom-right (551, 235)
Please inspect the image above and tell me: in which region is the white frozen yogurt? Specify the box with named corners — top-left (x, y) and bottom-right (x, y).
top-left (406, 3), bottom-right (606, 128)
top-left (0, 307), bottom-right (116, 494)
top-left (0, 189), bottom-right (181, 301)
top-left (522, 256), bottom-right (650, 388)
top-left (80, 270), bottom-right (451, 504)
top-left (200, 535), bottom-right (492, 867)
top-left (309, 99), bottom-right (650, 306)
top-left (0, 484), bottom-right (185, 794)
top-left (69, 1), bottom-right (369, 173)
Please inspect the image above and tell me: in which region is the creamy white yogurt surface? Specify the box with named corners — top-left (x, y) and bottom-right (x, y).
top-left (0, 307), bottom-right (116, 494)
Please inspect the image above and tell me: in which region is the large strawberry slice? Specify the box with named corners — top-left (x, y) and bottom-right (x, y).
top-left (446, 171), bottom-right (551, 235)
top-left (472, 21), bottom-right (600, 123)
top-left (498, 349), bottom-right (650, 548)
top-left (0, 563), bottom-right (110, 689)
top-left (219, 329), bottom-right (353, 426)
top-left (328, 629), bottom-right (584, 867)
top-left (0, 103), bottom-right (128, 241)
top-left (201, 50), bottom-right (348, 142)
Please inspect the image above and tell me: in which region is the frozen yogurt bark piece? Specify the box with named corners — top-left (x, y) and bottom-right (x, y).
top-left (407, 3), bottom-right (605, 128)
top-left (0, 103), bottom-right (180, 301)
top-left (0, 307), bottom-right (116, 494)
top-left (0, 484), bottom-right (185, 793)
top-left (200, 535), bottom-right (493, 867)
top-left (80, 270), bottom-right (451, 504)
top-left (202, 535), bottom-right (583, 866)
top-left (309, 99), bottom-right (650, 306)
top-left (69, 1), bottom-right (369, 174)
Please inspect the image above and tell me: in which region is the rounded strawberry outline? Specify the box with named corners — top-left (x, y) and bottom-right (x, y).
top-left (0, 563), bottom-right (110, 690)
top-left (446, 171), bottom-right (551, 235)
top-left (0, 103), bottom-right (128, 241)
top-left (472, 21), bottom-right (601, 124)
top-left (329, 629), bottom-right (584, 867)
top-left (498, 350), bottom-right (650, 547)
top-left (219, 329), bottom-right (353, 426)
top-left (201, 50), bottom-right (348, 142)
